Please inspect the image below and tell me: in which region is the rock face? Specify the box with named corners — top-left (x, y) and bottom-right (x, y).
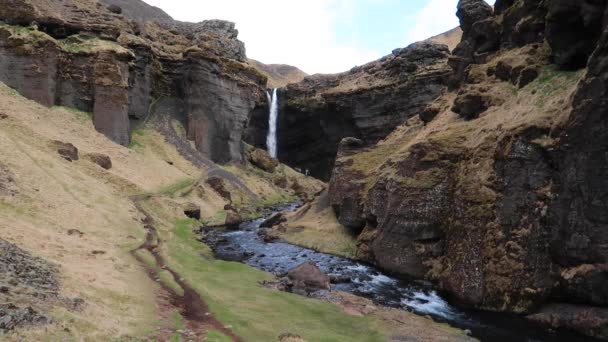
top-left (328, 1), bottom-right (608, 339)
top-left (0, 0), bottom-right (266, 163)
top-left (245, 42), bottom-right (451, 180)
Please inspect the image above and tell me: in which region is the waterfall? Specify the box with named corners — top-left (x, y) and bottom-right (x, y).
top-left (266, 88), bottom-right (279, 158)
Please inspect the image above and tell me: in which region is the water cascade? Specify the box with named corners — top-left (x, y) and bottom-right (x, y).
top-left (266, 88), bottom-right (279, 158)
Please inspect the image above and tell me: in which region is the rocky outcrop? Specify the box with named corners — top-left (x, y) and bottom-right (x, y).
top-left (328, 1), bottom-right (608, 339)
top-left (246, 42), bottom-right (451, 180)
top-left (0, 0), bottom-right (267, 163)
top-left (287, 261), bottom-right (331, 292)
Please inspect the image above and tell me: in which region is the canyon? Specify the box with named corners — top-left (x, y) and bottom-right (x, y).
top-left (0, 0), bottom-right (607, 341)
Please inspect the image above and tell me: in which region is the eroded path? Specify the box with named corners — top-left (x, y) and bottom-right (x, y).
top-left (130, 194), bottom-right (244, 342)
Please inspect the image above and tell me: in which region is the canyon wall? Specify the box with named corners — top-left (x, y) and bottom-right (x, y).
top-left (0, 0), bottom-right (266, 163)
top-left (245, 42), bottom-right (452, 180)
top-left (329, 0), bottom-right (608, 338)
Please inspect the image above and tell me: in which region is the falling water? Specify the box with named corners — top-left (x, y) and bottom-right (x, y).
top-left (266, 88), bottom-right (278, 158)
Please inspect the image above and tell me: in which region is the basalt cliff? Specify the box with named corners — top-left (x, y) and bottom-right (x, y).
top-left (0, 0), bottom-right (266, 163)
top-left (323, 0), bottom-right (608, 339)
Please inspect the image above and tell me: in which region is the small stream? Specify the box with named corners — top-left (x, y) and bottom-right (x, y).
top-left (202, 203), bottom-right (598, 342)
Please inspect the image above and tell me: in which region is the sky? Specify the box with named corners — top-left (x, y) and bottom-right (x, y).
top-left (142, 0), bottom-right (495, 74)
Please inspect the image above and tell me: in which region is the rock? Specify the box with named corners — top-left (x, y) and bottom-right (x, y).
top-left (225, 211), bottom-right (242, 226)
top-left (287, 261), bottom-right (331, 292)
top-left (106, 4), bottom-right (122, 14)
top-left (559, 264), bottom-right (608, 306)
top-left (183, 203), bottom-right (201, 220)
top-left (260, 213), bottom-right (286, 228)
top-left (545, 0), bottom-right (606, 70)
top-left (206, 177), bottom-right (232, 202)
top-left (278, 333), bottom-right (307, 342)
top-left (248, 148), bottom-right (278, 173)
top-left (329, 274), bottom-right (351, 284)
top-left (420, 104), bottom-right (441, 124)
top-left (0, 304), bottom-right (50, 331)
top-left (245, 42), bottom-right (451, 180)
top-left (67, 229), bottom-right (84, 237)
top-left (451, 91), bottom-right (489, 120)
top-left (517, 66), bottom-right (538, 88)
top-left (85, 153), bottom-right (112, 170)
top-left (456, 0), bottom-right (493, 36)
top-left (527, 304), bottom-right (608, 340)
top-left (0, 113), bottom-right (7, 119)
top-left (52, 141), bottom-right (79, 162)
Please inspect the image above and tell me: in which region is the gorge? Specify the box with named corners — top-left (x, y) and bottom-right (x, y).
top-left (0, 0), bottom-right (607, 341)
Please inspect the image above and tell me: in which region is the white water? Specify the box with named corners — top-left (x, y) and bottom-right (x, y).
top-left (266, 88), bottom-right (279, 158)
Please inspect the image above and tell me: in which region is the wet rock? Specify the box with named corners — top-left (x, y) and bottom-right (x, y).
top-left (287, 261), bottom-right (331, 291)
top-left (329, 274), bottom-right (351, 284)
top-left (183, 203), bottom-right (201, 220)
top-left (527, 304), bottom-right (608, 340)
top-left (225, 211), bottom-right (242, 227)
top-left (85, 153), bottom-right (112, 170)
top-left (260, 213), bottom-right (286, 228)
top-left (52, 141), bottom-right (79, 162)
top-left (248, 148), bottom-right (278, 173)
top-left (258, 228), bottom-right (280, 243)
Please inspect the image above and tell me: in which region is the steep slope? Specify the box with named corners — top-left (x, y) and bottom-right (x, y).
top-left (328, 0), bottom-right (608, 339)
top-left (246, 42), bottom-right (452, 180)
top-left (0, 77), bottom-right (473, 342)
top-left (427, 27), bottom-right (462, 51)
top-left (0, 0), bottom-right (266, 164)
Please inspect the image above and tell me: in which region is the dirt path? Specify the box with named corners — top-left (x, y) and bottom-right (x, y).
top-left (130, 194), bottom-right (244, 342)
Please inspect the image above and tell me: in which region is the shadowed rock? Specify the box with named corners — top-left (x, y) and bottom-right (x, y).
top-left (52, 141), bottom-right (79, 162)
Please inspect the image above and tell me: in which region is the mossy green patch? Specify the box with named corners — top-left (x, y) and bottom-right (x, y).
top-left (158, 177), bottom-right (196, 198)
top-left (205, 330), bottom-right (232, 342)
top-left (153, 214), bottom-right (387, 342)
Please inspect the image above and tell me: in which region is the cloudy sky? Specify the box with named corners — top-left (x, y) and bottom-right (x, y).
top-left (142, 0), bottom-right (495, 74)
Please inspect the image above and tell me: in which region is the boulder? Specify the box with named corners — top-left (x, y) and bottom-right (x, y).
top-left (85, 153), bottom-right (112, 170)
top-left (260, 212), bottom-right (286, 228)
top-left (456, 0), bottom-right (493, 36)
top-left (451, 91), bottom-right (489, 120)
top-left (183, 203), bottom-right (201, 220)
top-left (248, 148), bottom-right (278, 173)
top-left (225, 211), bottom-right (242, 226)
top-left (52, 141), bottom-right (79, 162)
top-left (287, 261), bottom-right (331, 291)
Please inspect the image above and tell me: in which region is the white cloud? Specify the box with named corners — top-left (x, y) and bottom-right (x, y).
top-left (142, 0), bottom-right (379, 74)
top-left (403, 0), bottom-right (495, 45)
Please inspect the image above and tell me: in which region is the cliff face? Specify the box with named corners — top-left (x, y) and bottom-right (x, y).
top-left (329, 0), bottom-right (608, 338)
top-left (0, 0), bottom-right (266, 163)
top-left (246, 42), bottom-right (452, 180)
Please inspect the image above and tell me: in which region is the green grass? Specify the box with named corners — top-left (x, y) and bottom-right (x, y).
top-left (163, 218), bottom-right (387, 342)
top-left (128, 128), bottom-right (146, 149)
top-left (158, 178), bottom-right (196, 198)
top-left (206, 330), bottom-right (232, 342)
top-left (530, 66), bottom-right (585, 107)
